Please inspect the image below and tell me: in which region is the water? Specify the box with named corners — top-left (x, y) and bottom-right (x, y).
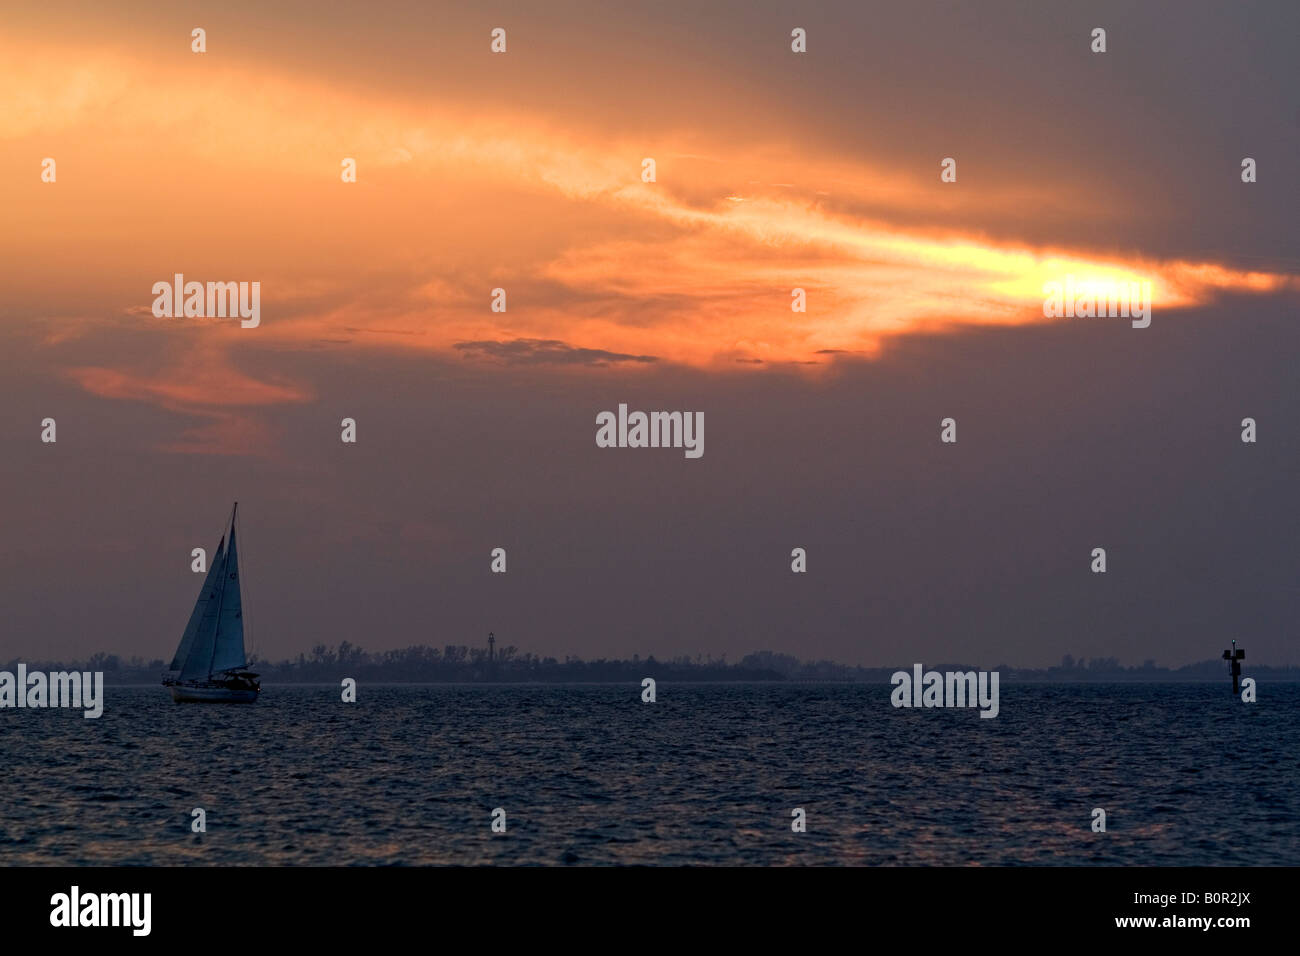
top-left (2, 683), bottom-right (1295, 865)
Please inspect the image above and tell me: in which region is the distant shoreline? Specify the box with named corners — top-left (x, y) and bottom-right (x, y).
top-left (9, 646), bottom-right (1297, 686)
top-left (80, 677), bottom-right (1300, 688)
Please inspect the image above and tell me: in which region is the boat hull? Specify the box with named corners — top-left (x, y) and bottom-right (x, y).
top-left (167, 683), bottom-right (258, 704)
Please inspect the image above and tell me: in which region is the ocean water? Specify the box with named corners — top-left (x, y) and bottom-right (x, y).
top-left (2, 682), bottom-right (1295, 866)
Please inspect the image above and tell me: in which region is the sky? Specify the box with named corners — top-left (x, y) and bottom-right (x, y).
top-left (1, 1), bottom-right (1297, 668)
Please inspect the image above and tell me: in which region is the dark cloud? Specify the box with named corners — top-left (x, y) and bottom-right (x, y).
top-left (454, 338), bottom-right (659, 366)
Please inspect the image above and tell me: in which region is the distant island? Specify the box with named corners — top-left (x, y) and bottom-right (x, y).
top-left (8, 644), bottom-right (1299, 684)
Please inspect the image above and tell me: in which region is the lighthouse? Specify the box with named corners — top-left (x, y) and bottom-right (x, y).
top-left (488, 631), bottom-right (495, 663)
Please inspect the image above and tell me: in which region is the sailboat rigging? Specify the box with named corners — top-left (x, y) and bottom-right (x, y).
top-left (163, 503), bottom-right (261, 703)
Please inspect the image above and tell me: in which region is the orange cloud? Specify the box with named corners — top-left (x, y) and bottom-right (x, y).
top-left (65, 346), bottom-right (311, 455)
top-left (4, 30), bottom-right (1296, 383)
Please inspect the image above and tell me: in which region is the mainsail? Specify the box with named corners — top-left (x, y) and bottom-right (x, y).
top-left (209, 523), bottom-right (246, 674)
top-left (169, 536), bottom-right (224, 671)
top-left (175, 507), bottom-right (248, 680)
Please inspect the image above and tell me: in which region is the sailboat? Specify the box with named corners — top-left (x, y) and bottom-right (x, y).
top-left (162, 503), bottom-right (261, 703)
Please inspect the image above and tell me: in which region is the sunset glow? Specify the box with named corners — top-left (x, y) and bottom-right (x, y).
top-left (6, 31), bottom-right (1294, 403)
